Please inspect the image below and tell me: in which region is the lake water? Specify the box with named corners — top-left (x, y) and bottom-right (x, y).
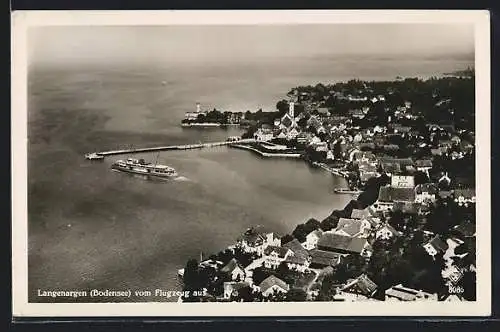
top-left (27, 56), bottom-right (473, 302)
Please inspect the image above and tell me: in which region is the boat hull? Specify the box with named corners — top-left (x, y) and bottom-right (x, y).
top-left (111, 164), bottom-right (178, 178)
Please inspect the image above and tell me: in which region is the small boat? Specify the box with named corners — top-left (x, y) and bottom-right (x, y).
top-left (85, 152), bottom-right (104, 161)
top-left (177, 268), bottom-right (185, 278)
top-left (111, 157), bottom-right (178, 178)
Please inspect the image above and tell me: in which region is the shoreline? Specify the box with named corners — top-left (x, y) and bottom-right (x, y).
top-left (230, 144), bottom-right (302, 158)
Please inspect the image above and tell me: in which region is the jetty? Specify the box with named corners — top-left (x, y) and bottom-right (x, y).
top-left (87, 139), bottom-right (257, 158)
top-left (312, 162), bottom-right (350, 178)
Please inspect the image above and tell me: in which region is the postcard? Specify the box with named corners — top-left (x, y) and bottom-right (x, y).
top-left (11, 10), bottom-right (491, 317)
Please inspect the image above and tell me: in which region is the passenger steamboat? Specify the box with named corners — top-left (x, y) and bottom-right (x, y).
top-left (111, 157), bottom-right (178, 178)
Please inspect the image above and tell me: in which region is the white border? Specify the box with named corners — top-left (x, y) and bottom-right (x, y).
top-left (11, 10), bottom-right (491, 317)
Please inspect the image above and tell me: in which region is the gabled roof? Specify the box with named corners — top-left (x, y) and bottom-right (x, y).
top-left (259, 275), bottom-right (289, 293)
top-left (415, 159), bottom-right (433, 168)
top-left (307, 229), bottom-right (324, 239)
top-left (283, 239), bottom-right (309, 258)
top-left (335, 218), bottom-right (366, 237)
top-left (221, 258), bottom-right (243, 274)
top-left (426, 235), bottom-right (449, 253)
top-left (351, 208), bottom-right (372, 219)
top-left (453, 189), bottom-right (476, 199)
top-left (343, 274), bottom-right (378, 296)
top-left (453, 222), bottom-right (476, 238)
top-left (264, 245), bottom-right (291, 258)
top-left (309, 249), bottom-right (342, 267)
top-left (317, 233), bottom-right (369, 254)
top-left (378, 186), bottom-right (416, 203)
top-left (415, 183), bottom-right (439, 195)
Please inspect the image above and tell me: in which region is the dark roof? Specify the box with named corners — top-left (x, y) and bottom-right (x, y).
top-left (343, 274), bottom-right (378, 296)
top-left (283, 239), bottom-right (308, 258)
top-left (264, 245), bottom-right (291, 258)
top-left (415, 183), bottom-right (439, 195)
top-left (392, 201), bottom-right (420, 214)
top-left (453, 222), bottom-right (476, 238)
top-left (379, 157), bottom-right (414, 167)
top-left (317, 233), bottom-right (369, 254)
top-left (284, 254), bottom-right (308, 265)
top-left (220, 258), bottom-right (242, 274)
top-left (438, 191), bottom-right (453, 199)
top-left (453, 189), bottom-right (476, 199)
top-left (427, 235), bottom-right (449, 253)
top-left (378, 186), bottom-right (416, 203)
top-left (309, 249), bottom-right (342, 267)
top-left (259, 275), bottom-right (289, 293)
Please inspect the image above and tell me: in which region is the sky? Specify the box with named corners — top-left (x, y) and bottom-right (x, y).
top-left (28, 24), bottom-right (475, 66)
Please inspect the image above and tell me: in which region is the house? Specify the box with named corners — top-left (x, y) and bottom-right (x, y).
top-left (254, 129), bottom-right (274, 142)
top-left (333, 218), bottom-right (371, 238)
top-left (237, 227), bottom-right (280, 255)
top-left (392, 201), bottom-right (420, 214)
top-left (223, 281), bottom-right (251, 300)
top-left (308, 249), bottom-right (342, 269)
top-left (415, 183), bottom-right (439, 204)
top-left (263, 246), bottom-right (294, 269)
top-left (391, 175), bottom-right (415, 188)
top-left (259, 275), bottom-right (289, 297)
top-left (375, 223), bottom-right (400, 240)
top-left (438, 172), bottom-right (452, 188)
top-left (372, 186), bottom-right (416, 212)
top-left (302, 229), bottom-right (324, 250)
top-left (317, 233), bottom-right (372, 257)
top-left (220, 258), bottom-right (246, 281)
top-left (453, 189), bottom-right (476, 206)
top-left (284, 254), bottom-right (310, 272)
top-left (341, 274), bottom-right (378, 299)
top-left (350, 208), bottom-right (374, 220)
top-left (283, 239), bottom-right (309, 260)
top-left (452, 221), bottom-right (476, 239)
top-left (385, 284), bottom-right (437, 301)
top-left (423, 235), bottom-right (449, 257)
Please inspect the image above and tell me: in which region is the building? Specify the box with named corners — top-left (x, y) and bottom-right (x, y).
top-left (415, 183), bottom-right (439, 204)
top-left (453, 189), bottom-right (476, 206)
top-left (259, 275), bottom-right (289, 297)
top-left (340, 274), bottom-right (378, 299)
top-left (220, 258), bottom-right (246, 281)
top-left (385, 284), bottom-right (438, 301)
top-left (317, 233), bottom-right (372, 257)
top-left (375, 224), bottom-right (400, 240)
top-left (236, 227), bottom-right (280, 255)
top-left (308, 249), bottom-right (342, 269)
top-left (423, 235), bottom-right (449, 257)
top-left (391, 175), bottom-right (415, 188)
top-left (263, 246), bottom-right (293, 269)
top-left (332, 218), bottom-right (371, 238)
top-left (303, 229), bottom-right (324, 250)
top-left (372, 186), bottom-right (416, 212)
top-left (223, 281), bottom-right (251, 300)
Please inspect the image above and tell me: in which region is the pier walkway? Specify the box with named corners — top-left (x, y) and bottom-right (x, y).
top-left (92, 139), bottom-right (257, 157)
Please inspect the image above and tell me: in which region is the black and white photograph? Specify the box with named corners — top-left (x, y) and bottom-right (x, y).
top-left (11, 10), bottom-right (490, 317)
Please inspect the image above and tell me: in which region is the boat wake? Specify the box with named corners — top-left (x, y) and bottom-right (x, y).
top-left (173, 176), bottom-right (191, 182)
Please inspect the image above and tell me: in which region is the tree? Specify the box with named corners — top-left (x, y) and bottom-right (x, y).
top-left (183, 259), bottom-right (200, 291)
top-left (285, 288), bottom-right (307, 302)
top-left (292, 224), bottom-right (309, 243)
top-left (281, 234), bottom-right (295, 245)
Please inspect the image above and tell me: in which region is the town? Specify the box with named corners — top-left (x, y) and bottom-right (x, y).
top-left (179, 70), bottom-right (476, 303)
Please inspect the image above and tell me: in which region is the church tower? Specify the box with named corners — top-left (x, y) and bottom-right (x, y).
top-left (289, 101), bottom-right (295, 118)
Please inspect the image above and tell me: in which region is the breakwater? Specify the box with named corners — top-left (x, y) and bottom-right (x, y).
top-left (88, 139), bottom-right (257, 157)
